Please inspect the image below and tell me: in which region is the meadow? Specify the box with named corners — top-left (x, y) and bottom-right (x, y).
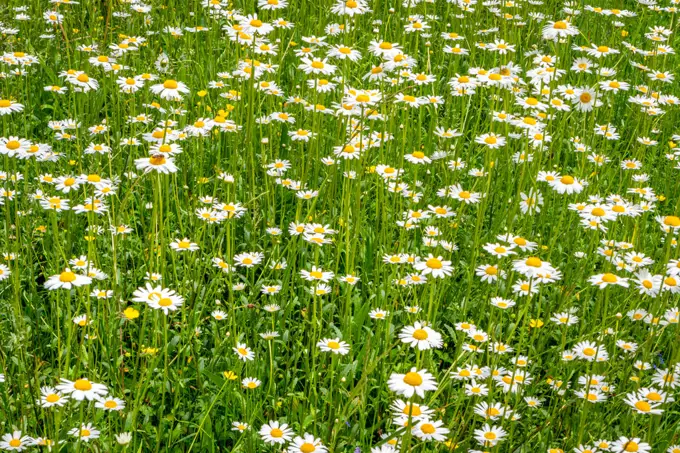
top-left (0, 0), bottom-right (679, 451)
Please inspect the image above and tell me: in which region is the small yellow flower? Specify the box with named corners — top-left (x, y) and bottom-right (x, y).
top-left (197, 90), bottom-right (208, 97)
top-left (444, 440), bottom-right (459, 450)
top-left (123, 307), bottom-right (139, 320)
top-left (529, 319), bottom-right (544, 328)
top-left (223, 370), bottom-right (238, 380)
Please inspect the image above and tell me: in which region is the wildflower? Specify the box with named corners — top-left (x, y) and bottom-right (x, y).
top-left (233, 343), bottom-right (255, 361)
top-left (317, 338), bottom-right (350, 355)
top-left (45, 268), bottom-right (92, 290)
top-left (387, 368), bottom-right (437, 398)
top-left (132, 284), bottom-right (184, 314)
top-left (56, 378), bottom-right (108, 401)
top-left (398, 322), bottom-right (443, 350)
top-left (414, 255), bottom-right (453, 278)
top-left (68, 424), bottom-right (100, 442)
top-left (0, 432), bottom-right (33, 451)
top-left (260, 421), bottom-right (295, 445)
top-left (150, 79), bottom-right (190, 100)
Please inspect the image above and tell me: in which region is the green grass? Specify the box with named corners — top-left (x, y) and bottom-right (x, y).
top-left (0, 0), bottom-right (679, 451)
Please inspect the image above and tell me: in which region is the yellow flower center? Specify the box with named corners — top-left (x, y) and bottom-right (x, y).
top-left (74, 379), bottom-right (92, 391)
top-left (300, 443), bottom-right (316, 453)
top-left (59, 271), bottom-right (77, 283)
top-left (420, 423), bottom-right (435, 434)
top-left (158, 298), bottom-right (173, 307)
top-left (412, 329), bottom-right (428, 340)
top-left (163, 80), bottom-right (178, 89)
top-left (403, 371), bottom-right (423, 386)
top-left (625, 441), bottom-right (639, 452)
top-left (602, 273), bottom-right (617, 283)
top-left (402, 404), bottom-right (422, 416)
top-left (6, 140), bottom-right (21, 150)
top-left (149, 155), bottom-right (167, 165)
top-left (646, 391), bottom-right (662, 401)
top-left (425, 258), bottom-right (442, 269)
top-left (525, 257), bottom-right (542, 267)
